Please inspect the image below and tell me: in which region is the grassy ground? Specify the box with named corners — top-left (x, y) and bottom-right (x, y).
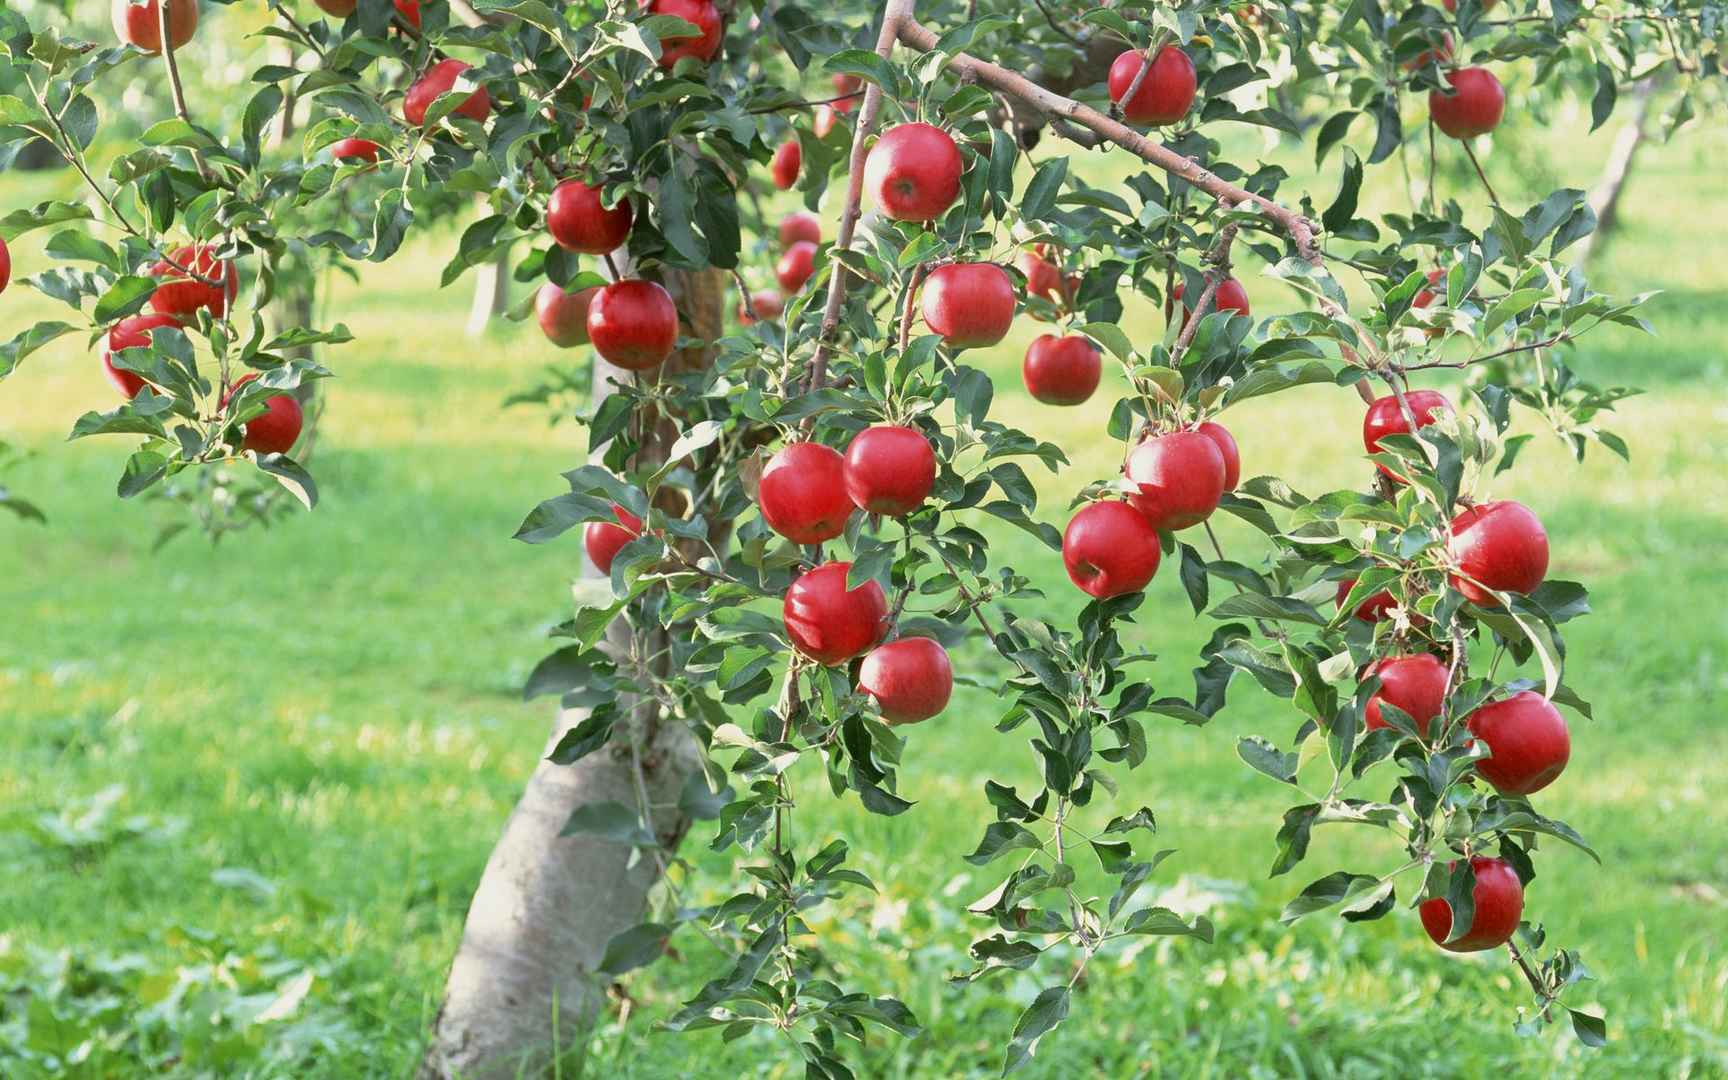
top-left (2, 115), bottom-right (1726, 1078)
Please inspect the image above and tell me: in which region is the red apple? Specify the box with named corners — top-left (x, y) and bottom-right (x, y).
top-left (1022, 335), bottom-right (1101, 406)
top-left (315, 0), bottom-right (357, 16)
top-left (1430, 66), bottom-right (1505, 139)
top-left (222, 373), bottom-right (303, 455)
top-left (1173, 277), bottom-right (1251, 318)
top-left (535, 283), bottom-right (601, 347)
top-left (1196, 421), bottom-right (1240, 491)
top-left (584, 503), bottom-right (644, 574)
top-left (737, 289), bottom-right (784, 325)
top-left (1124, 431), bottom-right (1226, 532)
top-left (148, 245), bottom-right (237, 320)
top-left (1466, 690), bottom-right (1571, 796)
top-left (770, 138), bottom-right (801, 190)
top-left (858, 637), bottom-right (952, 724)
top-left (1412, 268), bottom-right (1447, 309)
top-left (587, 279), bottom-right (679, 371)
top-left (1419, 856), bottom-right (1523, 952)
top-left (329, 137), bottom-right (380, 163)
top-left (813, 104), bottom-right (839, 139)
top-left (112, 0), bottom-right (197, 53)
top-left (783, 561), bottom-right (888, 665)
top-left (1363, 653), bottom-right (1448, 737)
top-left (547, 179), bottom-right (633, 255)
top-left (921, 262), bottom-right (1015, 349)
top-left (1107, 46), bottom-right (1197, 126)
top-left (1018, 246), bottom-right (1075, 312)
top-left (405, 59), bottom-right (491, 127)
top-left (0, 236), bottom-right (10, 295)
top-left (775, 241), bottom-right (818, 293)
top-left (102, 313), bottom-right (183, 397)
top-left (831, 73), bottom-right (862, 113)
top-left (844, 425), bottom-right (935, 516)
top-left (1362, 389), bottom-right (1452, 481)
top-left (645, 0), bottom-right (723, 67)
top-left (393, 0), bottom-right (420, 29)
top-left (1335, 577), bottom-right (1400, 623)
top-left (759, 441), bottom-right (853, 543)
top-left (779, 211), bottom-right (821, 249)
top-left (864, 122), bottom-right (963, 222)
top-left (1448, 500), bottom-right (1548, 605)
top-left (1063, 500), bottom-right (1162, 598)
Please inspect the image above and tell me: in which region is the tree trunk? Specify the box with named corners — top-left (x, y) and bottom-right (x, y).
top-left (1581, 81), bottom-right (1655, 264)
top-left (467, 244), bottom-right (512, 336)
top-left (420, 264), bottom-right (725, 1080)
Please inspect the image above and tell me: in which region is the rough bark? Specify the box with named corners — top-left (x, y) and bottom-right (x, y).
top-left (420, 264), bottom-right (724, 1080)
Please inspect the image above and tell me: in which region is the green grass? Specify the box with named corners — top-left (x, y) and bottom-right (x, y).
top-left (3, 115), bottom-right (1727, 1078)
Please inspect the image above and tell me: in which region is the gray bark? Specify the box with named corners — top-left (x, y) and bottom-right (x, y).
top-left (467, 245), bottom-right (512, 336)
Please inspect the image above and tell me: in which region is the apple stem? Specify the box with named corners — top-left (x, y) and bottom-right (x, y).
top-left (896, 263), bottom-right (928, 355)
top-left (156, 0), bottom-right (211, 183)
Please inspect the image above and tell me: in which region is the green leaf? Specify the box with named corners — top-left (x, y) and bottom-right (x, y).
top-left (92, 275), bottom-right (159, 323)
top-left (1568, 1008), bottom-right (1608, 1048)
top-left (963, 821), bottom-right (1042, 866)
top-left (1003, 986), bottom-right (1069, 1074)
top-left (1279, 870), bottom-right (1379, 923)
top-left (1209, 593), bottom-right (1327, 626)
top-left (1019, 157), bottom-right (1068, 223)
top-left (546, 710), bottom-right (615, 764)
top-left (1237, 735), bottom-right (1297, 784)
top-left (255, 453), bottom-right (318, 510)
top-left (559, 800), bottom-right (657, 845)
top-left (599, 922), bottom-right (671, 974)
top-left (1589, 63), bottom-right (1616, 133)
top-left (0, 321), bottom-right (77, 380)
top-left (116, 450), bottom-right (167, 498)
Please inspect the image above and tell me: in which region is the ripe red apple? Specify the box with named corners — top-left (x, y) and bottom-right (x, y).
top-left (1419, 856), bottom-right (1523, 952)
top-left (1448, 500), bottom-right (1549, 605)
top-left (1124, 431), bottom-right (1226, 532)
top-left (759, 441), bottom-right (853, 543)
top-left (783, 562), bottom-right (888, 666)
top-left (864, 122), bottom-right (963, 222)
top-left (535, 283), bottom-right (601, 347)
top-left (813, 104), bottom-right (839, 139)
top-left (1063, 500), bottom-right (1162, 598)
top-left (1335, 577), bottom-right (1400, 623)
top-left (329, 137), bottom-right (380, 163)
top-left (1173, 277), bottom-right (1251, 318)
top-left (0, 235), bottom-right (10, 295)
top-left (112, 0), bottom-right (197, 53)
top-left (775, 241), bottom-right (818, 293)
top-left (222, 374), bottom-right (304, 455)
top-left (921, 262), bottom-right (1015, 349)
top-left (314, 0), bottom-right (357, 16)
top-left (1195, 421), bottom-right (1240, 491)
top-left (1467, 690), bottom-right (1571, 796)
top-left (1022, 334), bottom-right (1102, 406)
top-left (148, 245), bottom-right (237, 320)
top-left (831, 73), bottom-right (862, 113)
top-left (1018, 246), bottom-right (1076, 312)
top-left (843, 425), bottom-right (935, 517)
top-left (547, 179), bottom-right (633, 255)
top-left (1363, 653), bottom-right (1448, 737)
top-left (393, 0), bottom-right (420, 29)
top-left (779, 211), bottom-right (821, 250)
top-left (1107, 46), bottom-right (1197, 126)
top-left (645, 0), bottom-right (723, 67)
top-left (586, 279), bottom-right (679, 371)
top-left (102, 313), bottom-right (183, 397)
top-left (737, 289), bottom-right (784, 325)
top-left (1362, 389), bottom-right (1452, 481)
top-left (1430, 66), bottom-right (1505, 139)
top-left (584, 502), bottom-right (644, 574)
top-left (405, 59), bottom-right (491, 127)
top-left (858, 637), bottom-right (952, 724)
top-left (770, 138), bottom-right (801, 190)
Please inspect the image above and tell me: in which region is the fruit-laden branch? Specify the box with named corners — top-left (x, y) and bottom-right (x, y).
top-left (890, 15), bottom-right (1321, 264)
top-left (1169, 221), bottom-right (1239, 364)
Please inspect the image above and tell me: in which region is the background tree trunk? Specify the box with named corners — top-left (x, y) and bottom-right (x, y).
top-left (420, 264), bottom-right (725, 1080)
top-left (1582, 80), bottom-right (1655, 264)
top-left (467, 245), bottom-right (513, 336)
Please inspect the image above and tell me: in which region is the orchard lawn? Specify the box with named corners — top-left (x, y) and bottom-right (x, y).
top-left (2, 125), bottom-right (1726, 1077)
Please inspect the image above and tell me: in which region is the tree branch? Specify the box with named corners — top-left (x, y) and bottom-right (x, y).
top-left (1169, 221), bottom-right (1239, 365)
top-left (156, 0), bottom-right (210, 181)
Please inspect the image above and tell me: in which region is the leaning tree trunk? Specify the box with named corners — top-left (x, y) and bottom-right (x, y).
top-left (467, 244), bottom-right (513, 336)
top-left (420, 264), bottom-right (725, 1080)
top-left (1580, 80), bottom-right (1655, 265)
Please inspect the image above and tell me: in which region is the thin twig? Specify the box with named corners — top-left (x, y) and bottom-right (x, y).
top-left (1169, 221), bottom-right (1239, 365)
top-left (1460, 138), bottom-right (1501, 206)
top-left (156, 0), bottom-right (211, 181)
top-left (746, 91), bottom-right (866, 115)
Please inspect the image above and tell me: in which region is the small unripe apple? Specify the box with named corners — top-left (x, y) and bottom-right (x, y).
top-left (587, 279), bottom-right (679, 371)
top-left (1063, 500), bottom-right (1161, 598)
top-left (831, 73), bottom-right (862, 113)
top-left (405, 59), bottom-right (491, 127)
top-left (1362, 389), bottom-right (1452, 481)
top-left (1173, 277), bottom-right (1251, 318)
top-left (1124, 431), bottom-right (1226, 532)
top-left (148, 245), bottom-right (237, 320)
top-left (329, 137), bottom-right (380, 163)
top-left (584, 502), bottom-right (644, 574)
top-left (1466, 690), bottom-right (1571, 796)
top-left (1430, 66), bottom-right (1505, 139)
top-left (314, 0), bottom-right (357, 17)
top-left (759, 441), bottom-right (853, 543)
top-left (779, 211), bottom-right (821, 250)
top-left (393, 0), bottom-right (420, 29)
top-left (547, 179), bottom-right (633, 255)
top-left (1363, 653), bottom-right (1448, 737)
top-left (783, 562), bottom-right (888, 666)
top-left (776, 241), bottom-right (818, 293)
top-left (102, 313), bottom-right (183, 397)
top-left (645, 0), bottom-right (724, 67)
top-left (1195, 421), bottom-right (1240, 491)
top-left (535, 283), bottom-right (601, 347)
top-left (1448, 500), bottom-right (1548, 605)
top-left (1419, 856), bottom-right (1523, 952)
top-left (1022, 334), bottom-right (1102, 406)
top-left (1335, 577), bottom-right (1400, 623)
top-left (770, 138), bottom-right (801, 190)
top-left (112, 0), bottom-right (197, 53)
top-left (843, 425), bottom-right (935, 516)
top-left (737, 289), bottom-right (784, 325)
top-left (1107, 46), bottom-right (1197, 126)
top-left (921, 263), bottom-right (1015, 349)
top-left (222, 373), bottom-right (303, 455)
top-left (864, 123), bottom-right (963, 222)
top-left (858, 637), bottom-right (952, 724)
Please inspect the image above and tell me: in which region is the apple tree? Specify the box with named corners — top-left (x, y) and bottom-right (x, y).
top-left (0, 0), bottom-right (1718, 1074)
